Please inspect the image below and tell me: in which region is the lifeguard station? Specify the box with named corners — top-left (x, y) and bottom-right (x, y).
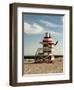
top-left (35, 32), bottom-right (58, 63)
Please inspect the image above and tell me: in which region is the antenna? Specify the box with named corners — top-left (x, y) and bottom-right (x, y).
top-left (45, 32), bottom-right (48, 38)
top-left (49, 33), bottom-right (51, 38)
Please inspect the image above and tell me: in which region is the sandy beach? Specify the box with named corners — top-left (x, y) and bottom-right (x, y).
top-left (24, 57), bottom-right (63, 74)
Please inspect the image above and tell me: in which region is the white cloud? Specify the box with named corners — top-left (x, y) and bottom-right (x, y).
top-left (40, 20), bottom-right (62, 28)
top-left (46, 30), bottom-right (60, 35)
top-left (24, 22), bottom-right (61, 36)
top-left (24, 22), bottom-right (44, 34)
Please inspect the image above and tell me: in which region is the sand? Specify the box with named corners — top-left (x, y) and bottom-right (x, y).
top-left (24, 58), bottom-right (63, 74)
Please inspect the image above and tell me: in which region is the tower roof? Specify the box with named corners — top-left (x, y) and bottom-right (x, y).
top-left (40, 32), bottom-right (54, 45)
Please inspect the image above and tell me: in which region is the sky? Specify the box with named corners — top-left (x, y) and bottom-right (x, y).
top-left (23, 13), bottom-right (64, 56)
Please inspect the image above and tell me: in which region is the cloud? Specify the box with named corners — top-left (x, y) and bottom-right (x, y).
top-left (24, 22), bottom-right (61, 36)
top-left (24, 22), bottom-right (44, 34)
top-left (40, 20), bottom-right (62, 28)
top-left (46, 30), bottom-right (60, 35)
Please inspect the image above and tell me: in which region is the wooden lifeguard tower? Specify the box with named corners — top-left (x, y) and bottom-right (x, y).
top-left (35, 32), bottom-right (58, 63)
